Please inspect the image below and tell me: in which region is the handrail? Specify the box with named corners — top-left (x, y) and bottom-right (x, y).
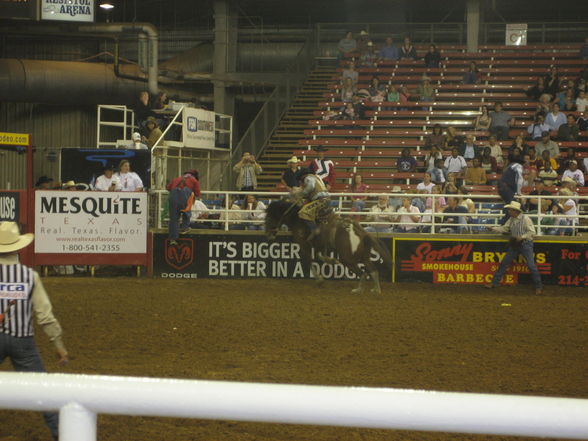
top-left (1, 371), bottom-right (588, 441)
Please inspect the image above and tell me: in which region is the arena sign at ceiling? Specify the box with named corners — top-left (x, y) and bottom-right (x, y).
top-left (40, 0), bottom-right (94, 22)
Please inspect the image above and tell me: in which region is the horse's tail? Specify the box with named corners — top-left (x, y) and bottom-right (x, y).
top-left (364, 231), bottom-right (393, 268)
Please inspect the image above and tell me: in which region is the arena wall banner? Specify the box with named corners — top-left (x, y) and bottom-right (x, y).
top-left (35, 191), bottom-right (147, 254)
top-left (0, 192), bottom-right (19, 222)
top-left (182, 108), bottom-right (215, 149)
top-left (40, 0), bottom-right (94, 22)
top-left (60, 149), bottom-right (151, 190)
top-left (153, 233), bottom-right (392, 281)
top-left (394, 238), bottom-right (588, 287)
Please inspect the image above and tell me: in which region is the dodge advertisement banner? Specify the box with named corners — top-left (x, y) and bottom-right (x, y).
top-left (35, 191), bottom-right (147, 254)
top-left (153, 233), bottom-right (392, 280)
top-left (394, 238), bottom-right (588, 287)
top-left (182, 108), bottom-right (215, 149)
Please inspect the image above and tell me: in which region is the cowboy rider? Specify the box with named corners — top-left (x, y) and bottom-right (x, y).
top-left (295, 168), bottom-right (330, 242)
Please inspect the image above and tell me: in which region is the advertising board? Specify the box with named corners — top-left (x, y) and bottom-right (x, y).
top-left (0, 192), bottom-right (19, 222)
top-left (182, 108), bottom-right (215, 149)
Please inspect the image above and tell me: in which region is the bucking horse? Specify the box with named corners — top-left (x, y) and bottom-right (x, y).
top-left (265, 198), bottom-right (392, 294)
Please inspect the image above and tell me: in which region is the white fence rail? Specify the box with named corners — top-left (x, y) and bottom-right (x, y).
top-left (1, 372), bottom-right (588, 441)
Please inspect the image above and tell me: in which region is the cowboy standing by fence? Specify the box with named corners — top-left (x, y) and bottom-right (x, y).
top-left (295, 168), bottom-right (331, 242)
top-left (485, 201), bottom-right (543, 295)
top-left (0, 222), bottom-right (69, 440)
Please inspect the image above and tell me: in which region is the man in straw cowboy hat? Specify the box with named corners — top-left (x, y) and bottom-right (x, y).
top-left (0, 222), bottom-right (69, 440)
top-left (280, 156), bottom-right (301, 191)
top-left (485, 201), bottom-right (543, 295)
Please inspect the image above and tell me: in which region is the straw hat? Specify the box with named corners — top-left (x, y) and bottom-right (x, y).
top-left (0, 222), bottom-right (34, 253)
top-left (287, 156), bottom-right (300, 164)
top-left (561, 176), bottom-right (576, 185)
top-left (504, 201), bottom-right (522, 211)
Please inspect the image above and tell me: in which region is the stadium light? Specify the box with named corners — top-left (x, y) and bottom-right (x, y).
top-left (99, 2), bottom-right (114, 10)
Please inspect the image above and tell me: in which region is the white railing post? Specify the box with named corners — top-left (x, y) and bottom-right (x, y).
top-left (59, 402), bottom-right (97, 441)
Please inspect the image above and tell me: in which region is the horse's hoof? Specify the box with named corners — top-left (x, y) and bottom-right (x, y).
top-left (351, 288), bottom-right (363, 294)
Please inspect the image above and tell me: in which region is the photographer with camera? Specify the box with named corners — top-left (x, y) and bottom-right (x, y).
top-left (233, 151), bottom-right (262, 192)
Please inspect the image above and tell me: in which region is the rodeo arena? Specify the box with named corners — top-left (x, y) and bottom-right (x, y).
top-left (2, 1), bottom-right (588, 440)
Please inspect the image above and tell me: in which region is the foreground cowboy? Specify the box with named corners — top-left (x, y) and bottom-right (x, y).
top-left (295, 168), bottom-right (330, 242)
top-left (0, 222), bottom-right (69, 440)
top-left (485, 201), bottom-right (543, 295)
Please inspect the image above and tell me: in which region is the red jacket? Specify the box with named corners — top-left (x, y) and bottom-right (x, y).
top-left (167, 174), bottom-right (201, 197)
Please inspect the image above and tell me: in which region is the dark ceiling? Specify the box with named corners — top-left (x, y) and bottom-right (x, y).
top-left (97, 0), bottom-right (588, 28)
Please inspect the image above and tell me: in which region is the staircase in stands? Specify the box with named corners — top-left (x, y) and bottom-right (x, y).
top-left (256, 64), bottom-right (337, 191)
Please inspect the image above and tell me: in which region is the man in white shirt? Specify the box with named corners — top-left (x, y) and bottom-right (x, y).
top-left (365, 195), bottom-right (395, 233)
top-left (190, 199), bottom-right (210, 229)
top-left (444, 147), bottom-right (467, 178)
top-left (416, 172), bottom-right (435, 193)
top-left (94, 165), bottom-right (121, 191)
top-left (561, 160), bottom-right (585, 187)
top-left (395, 197), bottom-right (421, 233)
top-left (575, 90), bottom-right (587, 112)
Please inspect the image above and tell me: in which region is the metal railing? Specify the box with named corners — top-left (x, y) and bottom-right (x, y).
top-left (150, 190), bottom-right (586, 236)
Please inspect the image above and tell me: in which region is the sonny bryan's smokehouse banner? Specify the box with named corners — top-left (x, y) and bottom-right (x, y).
top-left (394, 238), bottom-right (588, 287)
top-left (153, 233), bottom-right (392, 281)
top-left (35, 191), bottom-right (147, 254)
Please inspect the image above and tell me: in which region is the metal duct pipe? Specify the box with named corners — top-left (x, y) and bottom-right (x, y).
top-left (77, 23), bottom-right (159, 95)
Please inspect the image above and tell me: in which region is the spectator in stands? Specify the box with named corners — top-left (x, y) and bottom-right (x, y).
top-left (524, 178), bottom-right (552, 214)
top-left (561, 176), bottom-right (579, 195)
top-left (342, 101), bottom-right (358, 119)
top-left (397, 148), bottom-right (417, 172)
top-left (440, 197), bottom-right (468, 234)
top-left (416, 77), bottom-right (435, 102)
top-left (535, 150), bottom-right (558, 173)
top-left (378, 37), bottom-right (399, 61)
top-left (166, 170), bottom-right (201, 244)
top-left (463, 61), bottom-right (480, 85)
top-left (399, 37), bottom-right (417, 60)
top-left (234, 151), bottom-right (262, 192)
top-left (351, 94), bottom-right (366, 118)
top-left (424, 44), bottom-right (441, 68)
top-left (241, 195), bottom-right (266, 231)
top-left (430, 158), bottom-right (447, 185)
top-left (581, 37), bottom-right (588, 60)
top-left (368, 76), bottom-right (385, 97)
top-left (424, 145), bottom-right (443, 172)
top-left (486, 135), bottom-right (504, 170)
top-left (219, 195), bottom-right (242, 230)
top-left (544, 66), bottom-right (560, 98)
top-left (559, 148), bottom-right (585, 174)
top-left (460, 134), bottom-right (480, 161)
top-left (35, 176), bottom-right (54, 190)
top-left (152, 92), bottom-right (169, 110)
top-left (443, 174), bottom-right (459, 194)
top-left (535, 93), bottom-right (552, 118)
top-left (545, 103), bottom-right (566, 131)
top-left (62, 180), bottom-right (87, 191)
top-left (424, 124), bottom-right (446, 149)
top-left (557, 114), bottom-right (580, 141)
top-left (526, 77), bottom-right (546, 101)
top-left (360, 41), bottom-right (378, 67)
top-left (115, 160), bottom-right (144, 192)
top-left (398, 85), bottom-right (412, 107)
top-left (94, 164), bottom-right (121, 192)
top-left (356, 30), bottom-right (370, 55)
top-left (411, 190), bottom-right (427, 213)
top-left (559, 88), bottom-right (577, 112)
top-left (134, 91), bottom-right (156, 133)
top-left (559, 188), bottom-right (578, 234)
top-left (480, 146), bottom-right (498, 174)
top-left (337, 31), bottom-right (357, 58)
top-left (430, 184), bottom-right (447, 211)
top-left (534, 131), bottom-right (560, 158)
top-left (371, 89), bottom-right (387, 104)
top-left (575, 90), bottom-right (587, 112)
top-left (444, 148), bottom-right (467, 179)
top-left (474, 106), bottom-right (491, 131)
top-left (190, 198), bottom-right (210, 229)
top-left (416, 172), bottom-right (435, 193)
top-left (350, 174), bottom-right (368, 213)
top-left (561, 160), bottom-right (585, 187)
top-left (340, 77), bottom-right (357, 102)
top-left (445, 126), bottom-right (464, 150)
top-left (387, 83), bottom-right (400, 103)
top-left (395, 197), bottom-right (420, 233)
top-left (522, 168), bottom-right (538, 189)
top-left (538, 160), bottom-right (558, 187)
top-left (341, 61), bottom-right (358, 85)
top-left (489, 102), bottom-right (513, 140)
top-left (129, 132), bottom-right (148, 150)
top-left (310, 146), bottom-right (336, 190)
top-left (509, 134), bottom-right (529, 157)
top-left (543, 202), bottom-right (570, 236)
top-left (527, 114), bottom-right (550, 140)
top-left (457, 187), bottom-right (476, 216)
top-left (143, 117), bottom-right (163, 148)
top-left (365, 195), bottom-right (394, 233)
top-left (280, 156), bottom-right (301, 191)
top-left (464, 158), bottom-right (487, 185)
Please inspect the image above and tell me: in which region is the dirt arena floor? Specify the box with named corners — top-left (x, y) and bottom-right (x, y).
top-left (1, 277), bottom-right (587, 441)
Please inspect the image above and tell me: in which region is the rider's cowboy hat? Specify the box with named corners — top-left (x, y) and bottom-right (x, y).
top-left (0, 222), bottom-right (34, 253)
top-left (287, 156), bottom-right (300, 164)
top-left (504, 201), bottom-right (523, 212)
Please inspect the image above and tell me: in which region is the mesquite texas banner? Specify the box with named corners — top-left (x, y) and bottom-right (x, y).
top-left (394, 238), bottom-right (588, 287)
